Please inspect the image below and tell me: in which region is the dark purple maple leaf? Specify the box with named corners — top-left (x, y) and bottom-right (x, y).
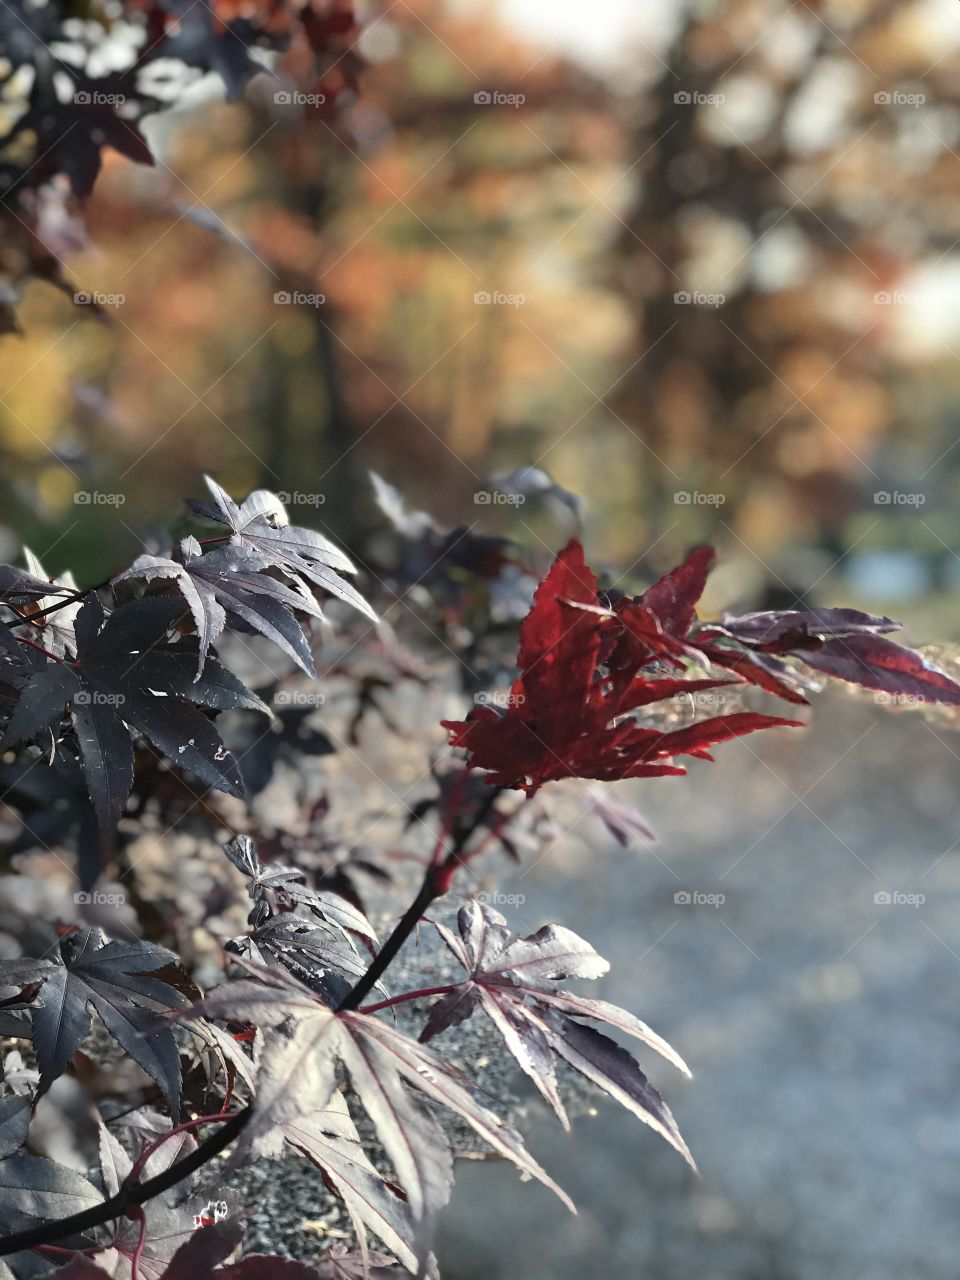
top-left (421, 901), bottom-right (692, 1163)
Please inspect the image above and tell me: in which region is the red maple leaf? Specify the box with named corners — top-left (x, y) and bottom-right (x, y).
top-left (442, 541), bottom-right (801, 793)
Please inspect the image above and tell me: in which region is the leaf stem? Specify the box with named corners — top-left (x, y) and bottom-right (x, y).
top-left (7, 582), bottom-right (105, 628)
top-left (0, 779), bottom-right (503, 1255)
top-left (14, 635), bottom-right (65, 663)
top-left (359, 983), bottom-right (459, 1015)
top-left (0, 1106), bottom-right (251, 1256)
top-left (338, 780), bottom-right (502, 1012)
top-left (127, 1111), bottom-right (236, 1183)
top-left (335, 874), bottom-right (439, 1012)
top-left (128, 1206), bottom-right (146, 1280)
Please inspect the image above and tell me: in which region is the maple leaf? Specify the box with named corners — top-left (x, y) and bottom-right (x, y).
top-left (0, 564), bottom-right (75, 608)
top-left (12, 548), bottom-right (82, 658)
top-left (223, 836), bottom-right (377, 942)
top-left (0, 929), bottom-right (187, 1113)
top-left (790, 632), bottom-right (960, 705)
top-left (281, 1091), bottom-right (416, 1271)
top-left (421, 901), bottom-right (693, 1163)
top-left (0, 1095), bottom-right (30, 1161)
top-left (705, 604), bottom-right (960, 706)
top-left (0, 596), bottom-right (257, 841)
top-left (149, 1), bottom-right (267, 103)
top-left (315, 1244), bottom-right (399, 1279)
top-left (116, 539), bottom-right (329, 678)
top-left (184, 966), bottom-right (574, 1225)
top-left (225, 916), bottom-right (383, 1008)
top-left (637, 544), bottom-right (715, 639)
top-left (0, 1151), bottom-right (101, 1238)
top-left (442, 541), bottom-right (801, 792)
top-left (94, 1121), bottom-right (223, 1280)
top-left (45, 1213), bottom-right (325, 1279)
top-left (369, 472), bottom-right (513, 600)
top-left (187, 478), bottom-right (376, 626)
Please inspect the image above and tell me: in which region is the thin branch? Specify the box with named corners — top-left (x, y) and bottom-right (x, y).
top-left (0, 777), bottom-right (503, 1256)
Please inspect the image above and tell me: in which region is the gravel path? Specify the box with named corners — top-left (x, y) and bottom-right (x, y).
top-left (434, 696), bottom-right (960, 1279)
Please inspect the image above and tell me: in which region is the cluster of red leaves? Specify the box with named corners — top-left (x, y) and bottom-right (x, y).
top-left (442, 542), bottom-right (801, 793)
top-left (443, 540), bottom-right (960, 794)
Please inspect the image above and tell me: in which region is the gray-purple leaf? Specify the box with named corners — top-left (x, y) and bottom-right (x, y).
top-left (0, 931), bottom-right (187, 1115)
top-left (533, 1008), bottom-right (695, 1169)
top-left (0, 1152), bottom-right (101, 1232)
top-left (720, 607), bottom-right (899, 647)
top-left (282, 1093), bottom-right (417, 1272)
top-left (421, 901), bottom-right (691, 1160)
top-left (0, 1094), bottom-right (31, 1159)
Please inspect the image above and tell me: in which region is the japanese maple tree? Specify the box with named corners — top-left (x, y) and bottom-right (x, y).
top-left (0, 482), bottom-right (956, 1276)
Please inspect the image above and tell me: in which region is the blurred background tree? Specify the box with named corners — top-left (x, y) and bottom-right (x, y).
top-left (3, 0), bottom-right (960, 628)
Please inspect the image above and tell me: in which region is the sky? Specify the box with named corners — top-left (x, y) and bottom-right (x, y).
top-left (493, 0), bottom-right (674, 71)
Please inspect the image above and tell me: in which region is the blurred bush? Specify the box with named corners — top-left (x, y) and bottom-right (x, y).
top-left (2, 0), bottom-right (960, 617)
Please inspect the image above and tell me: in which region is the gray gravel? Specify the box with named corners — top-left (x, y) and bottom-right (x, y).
top-left (434, 695), bottom-right (960, 1279)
